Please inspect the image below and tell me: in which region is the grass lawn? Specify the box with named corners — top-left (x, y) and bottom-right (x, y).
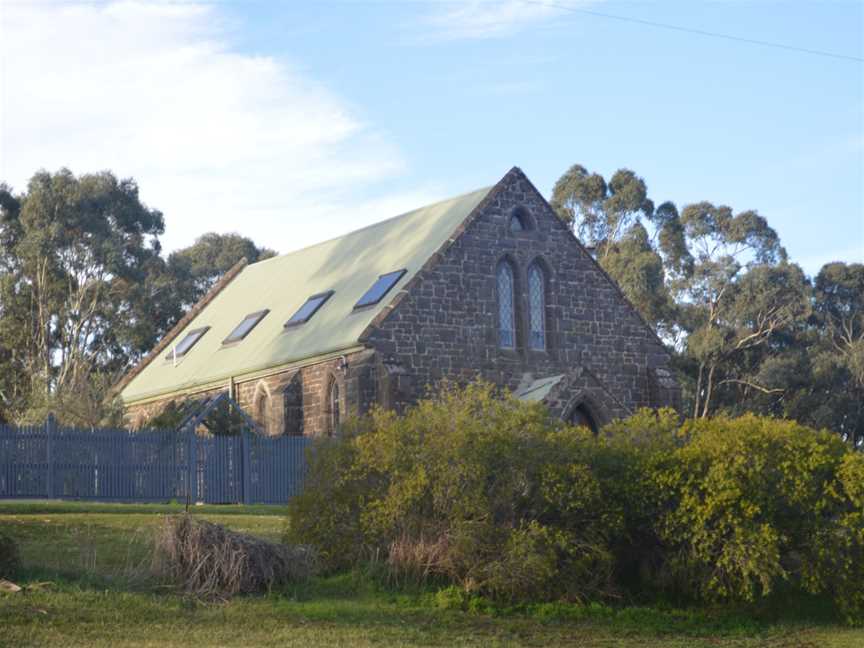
top-left (1, 500), bottom-right (861, 647)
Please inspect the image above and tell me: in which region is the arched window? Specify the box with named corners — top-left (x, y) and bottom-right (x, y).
top-left (527, 261), bottom-right (546, 350)
top-left (569, 404), bottom-right (598, 435)
top-left (496, 260), bottom-right (516, 349)
top-left (509, 206), bottom-right (532, 232)
top-left (282, 377), bottom-right (303, 436)
top-left (328, 379), bottom-right (341, 435)
top-left (254, 390), bottom-right (270, 433)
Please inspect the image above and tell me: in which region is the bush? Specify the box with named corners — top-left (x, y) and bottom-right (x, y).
top-left (655, 415), bottom-right (863, 618)
top-left (153, 514), bottom-right (316, 599)
top-left (0, 532), bottom-right (21, 578)
top-left (287, 381), bottom-right (658, 602)
top-left (286, 381), bottom-right (863, 618)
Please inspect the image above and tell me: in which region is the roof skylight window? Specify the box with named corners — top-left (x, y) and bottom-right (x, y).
top-left (284, 291), bottom-right (334, 328)
top-left (165, 326), bottom-right (210, 360)
top-left (223, 309), bottom-right (269, 345)
top-left (354, 269), bottom-right (406, 309)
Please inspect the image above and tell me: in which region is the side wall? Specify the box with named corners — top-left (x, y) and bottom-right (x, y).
top-left (362, 168), bottom-right (677, 416)
top-left (123, 349), bottom-right (379, 436)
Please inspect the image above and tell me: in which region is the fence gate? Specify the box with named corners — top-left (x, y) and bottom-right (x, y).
top-left (194, 434), bottom-right (244, 504)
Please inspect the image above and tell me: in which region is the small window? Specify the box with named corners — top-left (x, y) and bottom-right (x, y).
top-left (165, 326), bottom-right (209, 360)
top-left (284, 291), bottom-right (334, 328)
top-left (223, 309), bottom-right (269, 345)
top-left (510, 206), bottom-right (532, 232)
top-left (328, 379), bottom-right (340, 436)
top-left (355, 269), bottom-right (406, 309)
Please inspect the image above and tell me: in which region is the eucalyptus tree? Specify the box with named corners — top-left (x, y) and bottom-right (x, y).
top-left (0, 169), bottom-right (167, 421)
top-left (551, 176), bottom-right (806, 417)
top-left (551, 165), bottom-right (678, 335)
top-left (806, 262), bottom-right (864, 446)
top-left (167, 232), bottom-right (276, 309)
top-left (668, 201), bottom-right (809, 417)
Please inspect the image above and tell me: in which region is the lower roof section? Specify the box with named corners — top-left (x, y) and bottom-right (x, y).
top-left (513, 374), bottom-right (566, 403)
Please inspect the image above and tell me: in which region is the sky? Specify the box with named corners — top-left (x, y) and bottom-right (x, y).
top-left (0, 0), bottom-right (861, 276)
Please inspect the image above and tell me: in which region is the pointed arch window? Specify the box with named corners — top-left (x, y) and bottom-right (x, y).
top-left (283, 377), bottom-right (303, 437)
top-left (528, 261), bottom-right (546, 350)
top-left (328, 379), bottom-right (341, 435)
top-left (254, 390), bottom-right (271, 434)
top-left (497, 260), bottom-right (516, 349)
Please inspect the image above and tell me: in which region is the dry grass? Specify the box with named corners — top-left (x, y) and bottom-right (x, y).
top-left (386, 532), bottom-right (451, 586)
top-left (152, 513), bottom-right (316, 599)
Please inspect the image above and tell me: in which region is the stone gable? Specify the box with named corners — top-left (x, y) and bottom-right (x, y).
top-left (361, 167), bottom-right (677, 419)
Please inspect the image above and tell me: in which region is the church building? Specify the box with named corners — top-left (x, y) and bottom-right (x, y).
top-left (117, 167), bottom-right (679, 435)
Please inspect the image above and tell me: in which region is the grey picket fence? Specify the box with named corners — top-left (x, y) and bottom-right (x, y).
top-left (0, 419), bottom-right (310, 504)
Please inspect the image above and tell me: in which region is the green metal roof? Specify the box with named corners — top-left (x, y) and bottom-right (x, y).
top-left (121, 186), bottom-right (493, 404)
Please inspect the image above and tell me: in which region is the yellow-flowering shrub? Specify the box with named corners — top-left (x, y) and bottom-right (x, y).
top-left (287, 381), bottom-right (633, 601)
top-left (656, 415), bottom-right (863, 618)
top-left (286, 382), bottom-right (863, 617)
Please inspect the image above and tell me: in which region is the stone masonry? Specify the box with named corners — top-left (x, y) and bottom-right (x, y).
top-left (124, 168), bottom-right (679, 435)
top-left (360, 168), bottom-right (679, 424)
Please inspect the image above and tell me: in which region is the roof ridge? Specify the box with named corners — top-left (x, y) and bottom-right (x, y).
top-left (250, 185), bottom-right (494, 268)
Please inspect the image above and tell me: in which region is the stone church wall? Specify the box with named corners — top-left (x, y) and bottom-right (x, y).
top-left (361, 169), bottom-right (678, 417)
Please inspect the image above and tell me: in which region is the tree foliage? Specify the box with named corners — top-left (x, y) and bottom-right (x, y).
top-left (551, 165), bottom-right (676, 334)
top-left (551, 162), bottom-right (860, 438)
top-left (167, 232), bottom-right (276, 309)
top-left (0, 170), bottom-right (166, 422)
top-left (0, 169), bottom-right (275, 425)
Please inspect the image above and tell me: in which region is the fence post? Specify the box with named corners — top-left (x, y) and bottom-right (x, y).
top-left (241, 429), bottom-right (252, 505)
top-left (45, 414), bottom-right (56, 499)
top-left (187, 427), bottom-right (197, 505)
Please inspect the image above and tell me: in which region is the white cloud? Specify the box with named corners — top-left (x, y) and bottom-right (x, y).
top-left (0, 1), bottom-right (434, 253)
top-left (422, 0), bottom-right (585, 40)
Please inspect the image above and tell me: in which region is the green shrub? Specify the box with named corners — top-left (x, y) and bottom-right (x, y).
top-left (284, 422), bottom-right (373, 570)
top-left (286, 381), bottom-right (863, 618)
top-left (287, 381), bottom-right (668, 603)
top-left (0, 532), bottom-right (21, 578)
top-left (806, 451), bottom-right (864, 621)
top-left (655, 415), bottom-right (863, 618)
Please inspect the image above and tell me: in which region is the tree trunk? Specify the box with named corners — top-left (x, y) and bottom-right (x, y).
top-left (694, 363), bottom-right (704, 419)
top-left (701, 364), bottom-right (716, 418)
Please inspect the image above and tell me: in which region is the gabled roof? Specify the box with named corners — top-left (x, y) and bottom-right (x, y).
top-left (120, 185), bottom-right (494, 404)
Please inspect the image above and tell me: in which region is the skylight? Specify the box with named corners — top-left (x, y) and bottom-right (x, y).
top-left (165, 326), bottom-right (210, 360)
top-left (284, 291), bottom-right (334, 328)
top-left (354, 269), bottom-right (406, 309)
top-left (223, 309), bottom-right (269, 345)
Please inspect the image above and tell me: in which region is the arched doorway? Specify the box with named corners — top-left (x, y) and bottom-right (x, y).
top-left (569, 403), bottom-right (598, 435)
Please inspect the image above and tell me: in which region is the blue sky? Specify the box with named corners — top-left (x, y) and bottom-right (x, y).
top-left (1, 1), bottom-right (861, 274)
